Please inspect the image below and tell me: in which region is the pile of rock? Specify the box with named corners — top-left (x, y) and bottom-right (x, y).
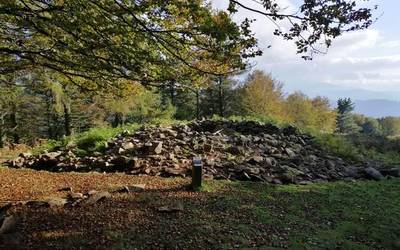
top-left (6, 120), bottom-right (400, 184)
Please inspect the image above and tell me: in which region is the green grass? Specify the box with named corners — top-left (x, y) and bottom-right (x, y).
top-left (106, 179), bottom-right (400, 249)
top-left (30, 124), bottom-right (140, 156)
top-left (30, 119), bottom-right (187, 156)
top-left (203, 180), bottom-right (400, 249)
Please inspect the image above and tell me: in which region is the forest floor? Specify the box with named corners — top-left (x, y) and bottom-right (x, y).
top-left (1, 167), bottom-right (400, 250)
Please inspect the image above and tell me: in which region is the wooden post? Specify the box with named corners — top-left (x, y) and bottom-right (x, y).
top-left (192, 157), bottom-right (202, 190)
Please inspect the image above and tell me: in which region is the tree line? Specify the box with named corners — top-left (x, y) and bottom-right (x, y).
top-left (2, 68), bottom-right (399, 148)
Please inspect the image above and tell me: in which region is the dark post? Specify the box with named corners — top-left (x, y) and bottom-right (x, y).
top-left (192, 157), bottom-right (202, 190)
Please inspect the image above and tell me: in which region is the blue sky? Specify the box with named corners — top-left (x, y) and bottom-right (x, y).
top-left (211, 0), bottom-right (400, 102)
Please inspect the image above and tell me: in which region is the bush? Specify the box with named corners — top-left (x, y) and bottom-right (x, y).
top-left (363, 149), bottom-right (400, 166)
top-left (313, 133), bottom-right (361, 161)
top-left (31, 139), bottom-right (62, 155)
top-left (75, 124), bottom-right (141, 153)
top-left (32, 123), bottom-right (141, 156)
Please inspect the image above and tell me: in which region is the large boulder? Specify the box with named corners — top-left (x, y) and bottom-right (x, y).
top-left (364, 167), bottom-right (384, 181)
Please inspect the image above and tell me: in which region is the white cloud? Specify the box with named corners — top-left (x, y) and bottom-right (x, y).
top-left (380, 40), bottom-right (400, 49)
top-left (328, 29), bottom-right (380, 56)
top-left (211, 0), bottom-right (400, 100)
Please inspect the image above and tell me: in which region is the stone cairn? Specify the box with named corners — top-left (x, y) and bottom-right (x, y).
top-left (6, 120), bottom-right (400, 184)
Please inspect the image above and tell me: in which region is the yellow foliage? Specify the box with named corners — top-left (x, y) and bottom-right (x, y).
top-left (241, 70), bottom-right (337, 132)
top-left (241, 70), bottom-right (286, 121)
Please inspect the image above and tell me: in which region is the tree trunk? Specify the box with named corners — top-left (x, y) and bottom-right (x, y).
top-left (46, 101), bottom-right (54, 139)
top-left (112, 112), bottom-right (123, 127)
top-left (218, 76), bottom-right (224, 117)
top-left (196, 90), bottom-right (200, 120)
top-left (63, 102), bottom-right (72, 136)
top-left (0, 113), bottom-right (5, 148)
top-left (10, 105), bottom-right (19, 144)
top-left (169, 82), bottom-right (175, 106)
top-left (0, 134), bottom-right (3, 148)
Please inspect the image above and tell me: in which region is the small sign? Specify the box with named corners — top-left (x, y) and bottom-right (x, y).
top-left (193, 157), bottom-right (202, 166)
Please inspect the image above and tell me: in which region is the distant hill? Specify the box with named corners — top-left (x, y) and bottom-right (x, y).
top-left (354, 100), bottom-right (400, 118)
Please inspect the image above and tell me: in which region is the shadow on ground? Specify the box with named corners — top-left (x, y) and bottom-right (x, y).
top-left (5, 178), bottom-right (399, 250)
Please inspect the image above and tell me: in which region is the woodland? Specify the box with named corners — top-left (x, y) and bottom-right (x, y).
top-left (0, 1), bottom-right (399, 249)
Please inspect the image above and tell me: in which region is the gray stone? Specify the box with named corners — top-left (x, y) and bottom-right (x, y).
top-left (117, 147), bottom-right (125, 154)
top-left (154, 141), bottom-right (163, 154)
top-left (116, 184), bottom-right (146, 193)
top-left (326, 160), bottom-right (336, 170)
top-left (343, 167), bottom-right (361, 178)
top-left (306, 155), bottom-right (318, 162)
top-left (247, 156), bottom-right (264, 164)
top-left (45, 197), bottom-right (68, 208)
top-left (87, 190), bottom-right (99, 195)
top-left (122, 142), bottom-right (134, 150)
top-left (245, 167), bottom-right (261, 175)
top-left (68, 192), bottom-right (84, 200)
top-left (364, 167), bottom-right (384, 180)
top-left (0, 215), bottom-right (18, 234)
top-left (164, 167), bottom-right (186, 177)
top-left (19, 152), bottom-right (32, 158)
top-left (264, 157), bottom-right (277, 167)
top-left (42, 151), bottom-right (62, 159)
top-left (164, 129), bottom-right (178, 137)
top-left (285, 148), bottom-right (296, 158)
top-left (272, 178), bottom-right (283, 184)
top-left (157, 203), bottom-right (184, 213)
top-left (84, 191), bottom-right (112, 205)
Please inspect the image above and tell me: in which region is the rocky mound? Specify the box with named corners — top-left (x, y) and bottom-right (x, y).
top-left (6, 120), bottom-right (400, 184)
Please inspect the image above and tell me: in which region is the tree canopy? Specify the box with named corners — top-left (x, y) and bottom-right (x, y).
top-left (0, 0), bottom-right (259, 88)
top-left (229, 0), bottom-right (376, 59)
top-left (0, 0), bottom-right (376, 89)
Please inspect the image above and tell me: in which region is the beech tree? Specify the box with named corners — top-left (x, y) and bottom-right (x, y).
top-left (241, 70), bottom-right (285, 120)
top-left (228, 0), bottom-right (376, 60)
top-left (0, 0), bottom-right (376, 89)
top-left (0, 0), bottom-right (259, 89)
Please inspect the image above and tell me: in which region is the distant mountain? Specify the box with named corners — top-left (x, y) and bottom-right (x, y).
top-left (354, 100), bottom-right (400, 118)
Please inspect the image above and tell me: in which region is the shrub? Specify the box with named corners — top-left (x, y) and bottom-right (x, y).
top-left (32, 123), bottom-right (141, 156)
top-left (313, 133), bottom-right (361, 161)
top-left (74, 125), bottom-right (141, 153)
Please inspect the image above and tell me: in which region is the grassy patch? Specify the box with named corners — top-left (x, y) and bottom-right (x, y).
top-left (30, 124), bottom-right (140, 156)
top-left (229, 180), bottom-right (400, 249)
top-left (29, 120), bottom-right (188, 157)
top-left (107, 179), bottom-right (400, 249)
